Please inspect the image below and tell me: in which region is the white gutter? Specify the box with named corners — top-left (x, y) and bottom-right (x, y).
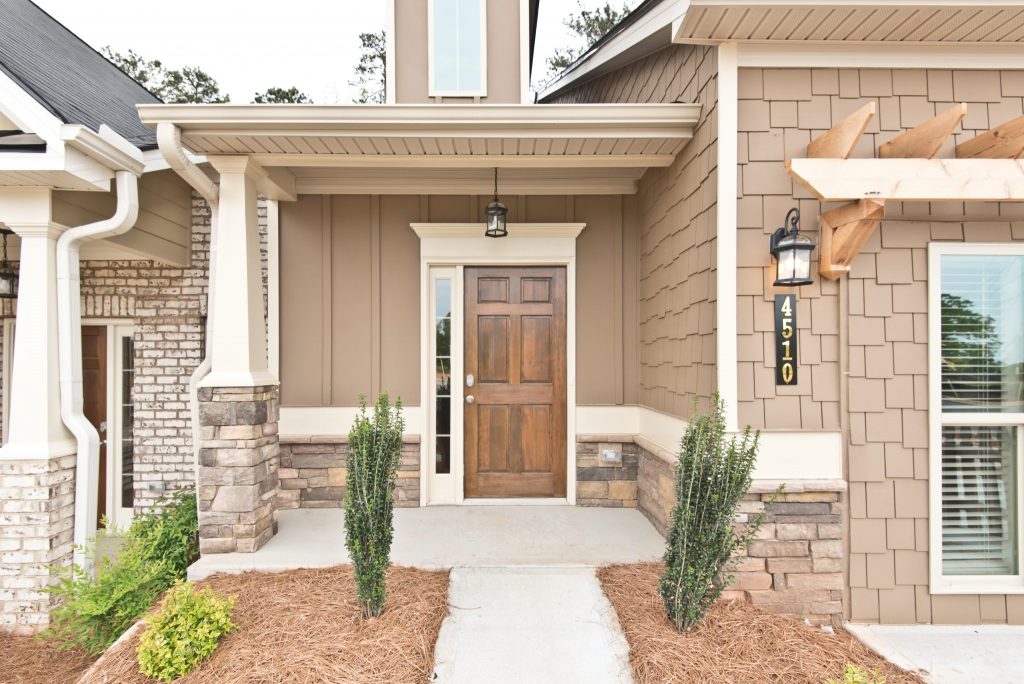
top-left (155, 123), bottom-right (219, 482)
top-left (55, 125), bottom-right (144, 568)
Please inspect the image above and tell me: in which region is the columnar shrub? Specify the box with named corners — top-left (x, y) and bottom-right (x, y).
top-left (344, 393), bottom-right (405, 618)
top-left (137, 582), bottom-right (236, 682)
top-left (659, 396), bottom-right (769, 632)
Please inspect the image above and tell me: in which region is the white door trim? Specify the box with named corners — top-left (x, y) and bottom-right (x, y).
top-left (412, 222), bottom-right (586, 506)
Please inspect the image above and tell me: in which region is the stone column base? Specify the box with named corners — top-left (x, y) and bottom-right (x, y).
top-left (197, 385), bottom-right (280, 554)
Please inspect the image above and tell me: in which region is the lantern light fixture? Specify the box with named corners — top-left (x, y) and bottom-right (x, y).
top-left (484, 168), bottom-right (509, 238)
top-left (0, 229), bottom-right (17, 299)
top-left (769, 207), bottom-right (816, 287)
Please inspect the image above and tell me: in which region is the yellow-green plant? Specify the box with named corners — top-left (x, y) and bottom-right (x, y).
top-left (659, 395), bottom-right (774, 632)
top-left (344, 393), bottom-right (405, 618)
top-left (825, 664), bottom-right (888, 684)
top-left (137, 582), bottom-right (235, 682)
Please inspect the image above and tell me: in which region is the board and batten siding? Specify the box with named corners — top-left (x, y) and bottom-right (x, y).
top-left (736, 67), bottom-right (1024, 625)
top-left (547, 44), bottom-right (720, 420)
top-left (278, 193), bottom-right (639, 408)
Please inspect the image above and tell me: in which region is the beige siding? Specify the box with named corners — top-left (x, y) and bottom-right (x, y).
top-left (394, 0), bottom-right (523, 104)
top-left (737, 67), bottom-right (1024, 625)
top-left (279, 194), bottom-right (637, 407)
top-left (550, 44), bottom-right (719, 420)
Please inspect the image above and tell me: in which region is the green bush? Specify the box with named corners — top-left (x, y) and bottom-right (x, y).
top-left (137, 582), bottom-right (235, 682)
top-left (344, 393), bottom-right (405, 618)
top-left (825, 664), bottom-right (887, 684)
top-left (46, 491), bottom-right (199, 654)
top-left (659, 395), bottom-right (774, 632)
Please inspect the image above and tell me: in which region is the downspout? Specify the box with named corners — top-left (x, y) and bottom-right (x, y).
top-left (58, 170), bottom-right (140, 569)
top-left (155, 123), bottom-right (219, 486)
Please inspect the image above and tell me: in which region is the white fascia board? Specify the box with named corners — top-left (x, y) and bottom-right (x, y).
top-left (737, 41), bottom-right (1024, 69)
top-left (0, 69), bottom-right (63, 143)
top-left (537, 0), bottom-right (689, 101)
top-left (690, 0), bottom-right (1024, 7)
top-left (61, 124), bottom-right (145, 176)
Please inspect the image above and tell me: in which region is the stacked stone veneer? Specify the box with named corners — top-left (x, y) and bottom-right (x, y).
top-left (581, 436), bottom-right (846, 625)
top-left (0, 455), bottom-right (76, 634)
top-left (197, 386), bottom-right (279, 554)
top-left (276, 436), bottom-right (420, 509)
top-left (575, 438), bottom-right (639, 507)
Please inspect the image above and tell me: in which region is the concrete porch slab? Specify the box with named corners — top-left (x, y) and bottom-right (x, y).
top-left (847, 623), bottom-right (1024, 684)
top-left (188, 506), bottom-right (665, 580)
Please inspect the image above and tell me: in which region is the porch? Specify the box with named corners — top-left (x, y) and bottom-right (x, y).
top-left (187, 505), bottom-right (666, 580)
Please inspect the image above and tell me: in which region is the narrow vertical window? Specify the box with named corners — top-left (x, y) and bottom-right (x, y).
top-left (934, 250), bottom-right (1024, 587)
top-left (435, 278), bottom-right (452, 474)
top-left (430, 0), bottom-right (486, 96)
top-left (120, 335), bottom-right (135, 510)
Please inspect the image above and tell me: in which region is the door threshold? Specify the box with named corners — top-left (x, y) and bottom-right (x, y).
top-left (436, 498), bottom-right (571, 507)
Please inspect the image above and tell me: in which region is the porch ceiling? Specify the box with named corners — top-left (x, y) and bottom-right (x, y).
top-left (137, 103), bottom-right (701, 171)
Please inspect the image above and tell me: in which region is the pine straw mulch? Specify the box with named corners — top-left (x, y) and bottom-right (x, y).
top-left (78, 565), bottom-right (450, 684)
top-left (599, 563), bottom-right (926, 684)
top-left (0, 631), bottom-right (96, 684)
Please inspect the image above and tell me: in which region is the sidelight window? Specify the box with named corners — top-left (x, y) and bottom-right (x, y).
top-left (930, 245), bottom-right (1024, 592)
top-left (120, 335), bottom-right (136, 511)
top-left (434, 276), bottom-right (453, 475)
top-left (429, 0), bottom-right (486, 96)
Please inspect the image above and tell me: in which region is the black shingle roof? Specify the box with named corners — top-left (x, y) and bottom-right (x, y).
top-left (0, 0), bottom-right (161, 150)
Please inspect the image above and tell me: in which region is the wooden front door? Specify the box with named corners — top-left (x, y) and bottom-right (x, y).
top-left (81, 326), bottom-right (107, 528)
top-left (464, 267), bottom-right (567, 498)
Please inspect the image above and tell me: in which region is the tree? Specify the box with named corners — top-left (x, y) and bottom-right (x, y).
top-left (546, 2), bottom-right (633, 75)
top-left (253, 86), bottom-right (312, 104)
top-left (352, 31), bottom-right (386, 104)
top-left (102, 47), bottom-right (229, 103)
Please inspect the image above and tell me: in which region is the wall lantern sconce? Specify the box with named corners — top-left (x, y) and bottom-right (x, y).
top-left (484, 168), bottom-right (509, 238)
top-left (0, 229), bottom-right (17, 299)
top-left (769, 208), bottom-right (815, 287)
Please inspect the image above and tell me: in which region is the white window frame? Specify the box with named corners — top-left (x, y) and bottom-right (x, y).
top-left (427, 0), bottom-right (488, 98)
top-left (928, 242), bottom-right (1024, 594)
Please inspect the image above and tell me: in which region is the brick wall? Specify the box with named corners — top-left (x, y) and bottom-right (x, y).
top-left (549, 44), bottom-right (719, 419)
top-left (276, 437), bottom-right (420, 509)
top-left (737, 67), bottom-right (1024, 624)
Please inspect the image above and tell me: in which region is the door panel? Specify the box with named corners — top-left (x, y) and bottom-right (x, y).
top-left (81, 326), bottom-right (107, 528)
top-left (465, 266), bottom-right (567, 498)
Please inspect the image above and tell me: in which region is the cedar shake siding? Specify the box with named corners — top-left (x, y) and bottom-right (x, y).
top-left (737, 67), bottom-right (1024, 625)
top-left (548, 44), bottom-right (720, 420)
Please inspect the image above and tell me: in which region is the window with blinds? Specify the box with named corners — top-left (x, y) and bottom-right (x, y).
top-left (938, 252), bottom-right (1024, 582)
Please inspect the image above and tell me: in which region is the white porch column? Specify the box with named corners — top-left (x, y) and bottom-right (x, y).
top-left (0, 188), bottom-right (76, 634)
top-left (194, 157), bottom-right (279, 554)
top-left (203, 156), bottom-right (274, 388)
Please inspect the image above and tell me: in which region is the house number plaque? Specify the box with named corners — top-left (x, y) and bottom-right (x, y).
top-left (774, 294), bottom-right (797, 385)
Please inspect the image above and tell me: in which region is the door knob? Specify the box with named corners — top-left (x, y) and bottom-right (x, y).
top-left (466, 395), bottom-right (475, 404)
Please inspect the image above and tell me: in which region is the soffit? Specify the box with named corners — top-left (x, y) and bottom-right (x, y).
top-left (676, 2), bottom-right (1024, 43)
top-left (137, 103), bottom-right (701, 170)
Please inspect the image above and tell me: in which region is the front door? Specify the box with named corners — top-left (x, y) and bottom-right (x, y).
top-left (464, 267), bottom-right (567, 498)
top-left (81, 326), bottom-right (108, 528)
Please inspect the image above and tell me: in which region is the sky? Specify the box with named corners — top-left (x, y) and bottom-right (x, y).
top-left (32, 0), bottom-right (633, 104)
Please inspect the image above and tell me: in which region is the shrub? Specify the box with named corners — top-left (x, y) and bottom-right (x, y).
top-left (659, 395), bottom-right (773, 632)
top-left (137, 582), bottom-right (236, 682)
top-left (344, 393), bottom-right (405, 618)
top-left (46, 491), bottom-right (199, 654)
top-left (826, 664), bottom-right (888, 684)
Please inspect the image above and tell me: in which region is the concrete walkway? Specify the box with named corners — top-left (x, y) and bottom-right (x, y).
top-left (848, 623), bottom-right (1024, 684)
top-left (433, 567), bottom-right (634, 684)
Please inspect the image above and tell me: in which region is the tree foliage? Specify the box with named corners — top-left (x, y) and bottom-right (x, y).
top-left (344, 393), bottom-right (404, 618)
top-left (102, 47), bottom-right (230, 103)
top-left (352, 31), bottom-right (387, 104)
top-left (253, 86), bottom-right (313, 104)
top-left (546, 2), bottom-right (633, 74)
top-left (659, 396), bottom-right (774, 632)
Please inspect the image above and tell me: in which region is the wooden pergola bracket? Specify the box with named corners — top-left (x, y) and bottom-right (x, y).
top-left (956, 113), bottom-right (1024, 159)
top-left (880, 103), bottom-right (966, 159)
top-left (818, 199), bottom-right (886, 280)
top-left (807, 102), bottom-right (875, 159)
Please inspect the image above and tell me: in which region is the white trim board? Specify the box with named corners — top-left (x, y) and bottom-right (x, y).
top-left (280, 403), bottom-right (843, 483)
top-left (717, 42), bottom-right (740, 433)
